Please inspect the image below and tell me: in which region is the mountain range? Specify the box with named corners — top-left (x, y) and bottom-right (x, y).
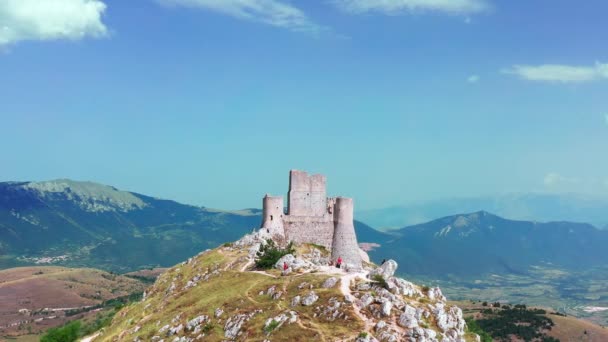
top-left (357, 193), bottom-right (608, 230)
top-left (2, 179), bottom-right (608, 326)
top-left (3, 179), bottom-right (608, 279)
top-left (0, 179), bottom-right (379, 272)
top-left (370, 210), bottom-right (608, 277)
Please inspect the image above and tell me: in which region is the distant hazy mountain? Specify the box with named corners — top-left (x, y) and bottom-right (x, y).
top-left (0, 179), bottom-right (386, 272)
top-left (357, 193), bottom-right (608, 230)
top-left (0, 180), bottom-right (262, 271)
top-left (369, 211), bottom-right (608, 278)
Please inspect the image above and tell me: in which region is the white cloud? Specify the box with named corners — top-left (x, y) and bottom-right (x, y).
top-left (332, 0), bottom-right (489, 15)
top-left (158, 0), bottom-right (325, 33)
top-left (0, 0), bottom-right (108, 46)
top-left (467, 74), bottom-right (480, 83)
top-left (604, 114), bottom-right (608, 126)
top-left (543, 173), bottom-right (579, 187)
top-left (503, 62), bottom-right (608, 83)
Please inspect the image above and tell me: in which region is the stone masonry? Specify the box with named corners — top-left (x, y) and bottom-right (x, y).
top-left (260, 170), bottom-right (362, 270)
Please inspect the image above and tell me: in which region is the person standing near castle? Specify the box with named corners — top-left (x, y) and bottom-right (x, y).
top-left (336, 256), bottom-right (342, 269)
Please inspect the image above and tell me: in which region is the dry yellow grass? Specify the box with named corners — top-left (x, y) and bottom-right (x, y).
top-left (546, 313), bottom-right (608, 342)
top-left (98, 247), bottom-right (364, 341)
top-left (0, 266), bottom-right (145, 338)
top-left (455, 300), bottom-right (608, 342)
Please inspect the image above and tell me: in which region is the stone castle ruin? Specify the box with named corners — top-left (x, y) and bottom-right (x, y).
top-left (260, 170), bottom-right (362, 270)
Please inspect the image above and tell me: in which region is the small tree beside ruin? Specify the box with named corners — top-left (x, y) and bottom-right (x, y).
top-left (255, 239), bottom-right (295, 269)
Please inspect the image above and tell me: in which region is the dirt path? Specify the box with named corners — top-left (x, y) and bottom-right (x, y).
top-left (79, 332), bottom-right (99, 342)
top-left (339, 271), bottom-right (375, 334)
top-left (240, 259), bottom-right (254, 272)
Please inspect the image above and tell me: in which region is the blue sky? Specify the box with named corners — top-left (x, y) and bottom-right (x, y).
top-left (1, 0), bottom-right (607, 210)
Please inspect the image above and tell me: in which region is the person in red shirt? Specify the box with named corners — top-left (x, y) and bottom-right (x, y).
top-left (336, 256), bottom-right (343, 268)
top-left (283, 262), bottom-right (288, 271)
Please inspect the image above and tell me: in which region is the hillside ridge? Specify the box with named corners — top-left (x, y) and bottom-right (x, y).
top-left (94, 231), bottom-right (473, 342)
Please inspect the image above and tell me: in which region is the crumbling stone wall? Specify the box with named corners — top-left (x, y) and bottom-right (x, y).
top-left (284, 215), bottom-right (334, 249)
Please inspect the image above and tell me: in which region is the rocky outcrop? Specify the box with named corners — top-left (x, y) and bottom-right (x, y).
top-left (369, 260), bottom-right (398, 280)
top-left (224, 310), bottom-right (262, 340)
top-left (263, 311), bottom-right (298, 333)
top-left (357, 260), bottom-right (469, 342)
top-left (274, 254), bottom-right (316, 272)
top-left (301, 291), bottom-right (319, 306)
top-left (102, 235), bottom-right (473, 342)
top-left (322, 277), bottom-right (338, 288)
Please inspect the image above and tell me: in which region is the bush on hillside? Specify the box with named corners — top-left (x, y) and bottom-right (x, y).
top-left (372, 274), bottom-right (389, 290)
top-left (465, 317), bottom-right (492, 342)
top-left (255, 239), bottom-right (295, 269)
top-left (41, 321), bottom-right (81, 342)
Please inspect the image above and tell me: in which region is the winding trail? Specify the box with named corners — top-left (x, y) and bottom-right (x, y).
top-left (79, 332), bottom-right (99, 342)
top-left (339, 271), bottom-right (375, 334)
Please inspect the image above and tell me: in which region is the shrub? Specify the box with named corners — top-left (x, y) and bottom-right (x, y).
top-left (358, 331), bottom-right (368, 338)
top-left (465, 317), bottom-right (492, 342)
top-left (201, 323), bottom-right (214, 333)
top-left (255, 239), bottom-right (295, 269)
top-left (421, 285), bottom-right (430, 293)
top-left (41, 320), bottom-right (81, 342)
top-left (263, 319), bottom-right (280, 334)
top-left (371, 274), bottom-right (389, 290)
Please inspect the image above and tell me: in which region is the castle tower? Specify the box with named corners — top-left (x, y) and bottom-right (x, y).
top-left (309, 174), bottom-right (327, 216)
top-left (287, 170), bottom-right (327, 216)
top-left (288, 170), bottom-right (310, 216)
top-left (331, 197), bottom-right (362, 270)
top-left (261, 195), bottom-right (285, 238)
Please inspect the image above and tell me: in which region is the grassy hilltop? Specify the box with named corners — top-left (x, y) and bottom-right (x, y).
top-left (93, 237), bottom-right (474, 342)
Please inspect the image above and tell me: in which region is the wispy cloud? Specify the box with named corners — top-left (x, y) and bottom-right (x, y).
top-left (543, 172), bottom-right (579, 187)
top-left (604, 114), bottom-right (608, 126)
top-left (0, 0), bottom-right (108, 46)
top-left (503, 62), bottom-right (608, 83)
top-left (158, 0), bottom-right (326, 34)
top-left (467, 74), bottom-right (480, 83)
top-left (332, 0), bottom-right (489, 15)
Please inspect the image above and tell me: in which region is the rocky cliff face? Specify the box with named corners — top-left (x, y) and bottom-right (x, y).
top-left (94, 232), bottom-right (475, 342)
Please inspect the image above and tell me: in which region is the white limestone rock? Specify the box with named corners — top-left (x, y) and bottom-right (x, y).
top-left (398, 312), bottom-right (418, 329)
top-left (303, 247), bottom-right (329, 266)
top-left (291, 296), bottom-right (301, 307)
top-left (355, 333), bottom-right (379, 342)
top-left (274, 254), bottom-right (315, 272)
top-left (186, 315), bottom-right (208, 331)
top-left (359, 293), bottom-right (374, 308)
top-left (263, 311), bottom-right (298, 334)
top-left (430, 302), bottom-right (466, 339)
top-left (322, 277), bottom-right (338, 288)
top-left (381, 300), bottom-right (393, 316)
top-left (427, 287), bottom-right (447, 301)
top-left (168, 324), bottom-right (183, 336)
top-left (301, 291), bottom-right (319, 306)
top-left (224, 312), bottom-right (260, 340)
top-left (369, 260), bottom-right (398, 280)
top-left (388, 278), bottom-right (422, 297)
top-left (378, 330), bottom-right (399, 342)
